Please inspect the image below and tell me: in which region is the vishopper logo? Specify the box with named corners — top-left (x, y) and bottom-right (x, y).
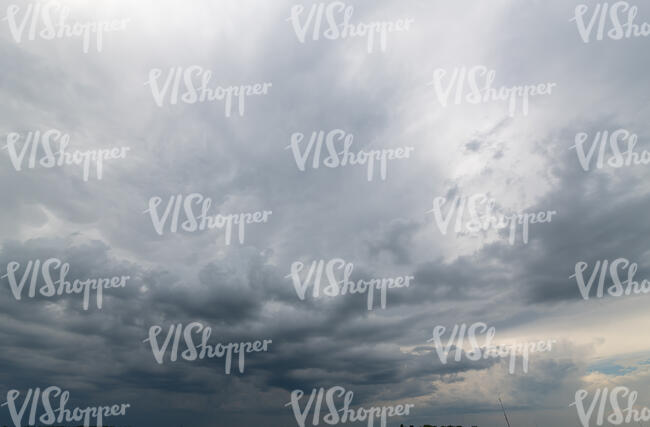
top-left (427, 194), bottom-right (557, 245)
top-left (571, 258), bottom-right (650, 300)
top-left (286, 386), bottom-right (414, 427)
top-left (287, 2), bottom-right (414, 53)
top-left (143, 193), bottom-right (272, 245)
top-left (427, 66), bottom-right (556, 117)
top-left (571, 1), bottom-right (650, 43)
top-left (286, 129), bottom-right (415, 182)
top-left (287, 258), bottom-right (414, 310)
top-left (427, 322), bottom-right (556, 374)
top-left (570, 387), bottom-right (650, 427)
top-left (3, 130), bottom-right (130, 181)
top-left (1, 258), bottom-right (129, 311)
top-left (2, 1), bottom-right (129, 53)
top-left (570, 129), bottom-right (650, 171)
top-left (1, 386), bottom-right (130, 427)
top-left (145, 66), bottom-right (272, 117)
top-left (143, 322), bottom-right (272, 374)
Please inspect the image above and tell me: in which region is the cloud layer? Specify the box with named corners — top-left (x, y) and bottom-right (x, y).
top-left (1, 0), bottom-right (649, 426)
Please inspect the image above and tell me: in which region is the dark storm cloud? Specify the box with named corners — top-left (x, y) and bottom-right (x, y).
top-left (1, 0), bottom-right (649, 426)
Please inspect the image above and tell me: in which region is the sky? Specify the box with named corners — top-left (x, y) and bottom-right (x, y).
top-left (1, 0), bottom-right (650, 426)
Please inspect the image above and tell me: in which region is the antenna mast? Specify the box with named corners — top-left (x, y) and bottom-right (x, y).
top-left (498, 396), bottom-right (512, 427)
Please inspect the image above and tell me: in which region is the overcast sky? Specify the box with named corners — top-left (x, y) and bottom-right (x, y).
top-left (1, 0), bottom-right (649, 426)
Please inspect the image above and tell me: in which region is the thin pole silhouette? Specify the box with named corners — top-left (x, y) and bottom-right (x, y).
top-left (498, 396), bottom-right (512, 427)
